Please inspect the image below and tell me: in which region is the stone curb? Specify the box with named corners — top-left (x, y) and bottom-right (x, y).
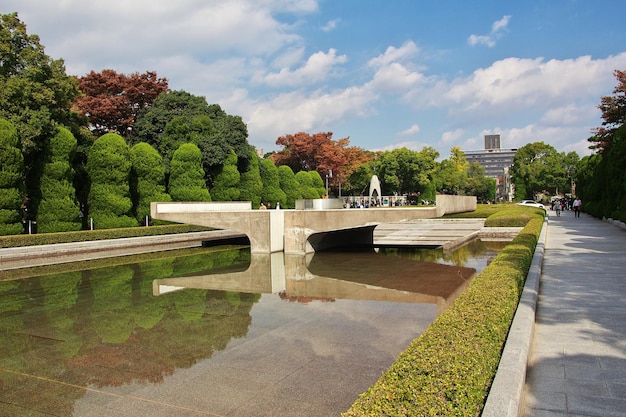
top-left (481, 217), bottom-right (548, 417)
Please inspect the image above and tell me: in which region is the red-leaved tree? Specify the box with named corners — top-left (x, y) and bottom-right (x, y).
top-left (75, 69), bottom-right (169, 138)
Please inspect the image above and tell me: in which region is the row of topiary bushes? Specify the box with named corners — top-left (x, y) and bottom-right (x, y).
top-left (0, 224), bottom-right (211, 249)
top-left (343, 206), bottom-right (545, 416)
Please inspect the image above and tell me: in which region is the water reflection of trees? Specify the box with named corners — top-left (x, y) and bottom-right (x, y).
top-left (379, 239), bottom-right (506, 266)
top-left (0, 248), bottom-right (259, 416)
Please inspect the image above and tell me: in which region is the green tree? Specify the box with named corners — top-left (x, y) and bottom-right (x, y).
top-left (578, 125), bottom-right (626, 220)
top-left (37, 126), bottom-right (81, 232)
top-left (295, 170), bottom-right (321, 199)
top-left (260, 158), bottom-right (286, 207)
top-left (278, 165), bottom-right (301, 208)
top-left (0, 119), bottom-right (24, 235)
top-left (465, 162), bottom-right (496, 202)
top-left (130, 142), bottom-right (171, 224)
top-left (510, 142), bottom-right (558, 200)
top-left (0, 13), bottom-right (81, 186)
top-left (210, 150), bottom-right (240, 201)
top-left (86, 133), bottom-right (136, 229)
top-left (168, 143), bottom-right (211, 202)
top-left (436, 147), bottom-right (469, 195)
top-left (239, 150), bottom-right (263, 208)
top-left (132, 92), bottom-right (251, 181)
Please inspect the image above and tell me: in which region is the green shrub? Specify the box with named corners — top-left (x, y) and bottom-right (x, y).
top-left (239, 150), bottom-right (263, 208)
top-left (0, 224), bottom-right (212, 248)
top-left (37, 127), bottom-right (81, 233)
top-left (130, 142), bottom-right (171, 224)
top-left (169, 143), bottom-right (211, 202)
top-left (210, 150), bottom-right (240, 201)
top-left (343, 210), bottom-right (544, 416)
top-left (0, 119), bottom-right (24, 235)
top-left (86, 133), bottom-right (136, 228)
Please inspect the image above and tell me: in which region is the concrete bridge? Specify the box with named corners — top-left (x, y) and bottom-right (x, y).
top-left (150, 195), bottom-right (476, 255)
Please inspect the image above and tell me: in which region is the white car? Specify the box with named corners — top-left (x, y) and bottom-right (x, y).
top-left (517, 200), bottom-right (546, 210)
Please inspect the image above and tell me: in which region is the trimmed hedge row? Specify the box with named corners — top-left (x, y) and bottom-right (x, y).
top-left (343, 207), bottom-right (545, 416)
top-left (0, 224), bottom-right (211, 248)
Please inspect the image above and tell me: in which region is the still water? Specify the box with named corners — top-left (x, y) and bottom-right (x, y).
top-left (0, 240), bottom-right (504, 417)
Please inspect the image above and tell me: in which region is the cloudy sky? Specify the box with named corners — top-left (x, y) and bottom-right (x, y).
top-left (4, 0), bottom-right (626, 157)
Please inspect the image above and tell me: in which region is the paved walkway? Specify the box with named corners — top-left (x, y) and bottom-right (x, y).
top-left (521, 212), bottom-right (626, 417)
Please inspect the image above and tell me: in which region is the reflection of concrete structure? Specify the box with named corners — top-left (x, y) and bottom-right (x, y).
top-left (153, 251), bottom-right (477, 314)
top-left (151, 195), bottom-right (476, 255)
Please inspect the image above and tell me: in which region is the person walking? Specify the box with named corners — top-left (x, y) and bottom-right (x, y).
top-left (573, 196), bottom-right (582, 217)
top-left (553, 199), bottom-right (561, 217)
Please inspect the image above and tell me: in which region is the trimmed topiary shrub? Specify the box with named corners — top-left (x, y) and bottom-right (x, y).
top-left (169, 143), bottom-right (211, 202)
top-left (86, 133), bottom-right (137, 229)
top-left (295, 170), bottom-right (320, 199)
top-left (0, 119), bottom-right (25, 235)
top-left (130, 142), bottom-right (171, 225)
top-left (259, 158), bottom-right (286, 208)
top-left (37, 126), bottom-right (82, 233)
top-left (239, 150), bottom-right (263, 208)
top-left (278, 165), bottom-right (300, 208)
top-left (210, 149), bottom-right (240, 201)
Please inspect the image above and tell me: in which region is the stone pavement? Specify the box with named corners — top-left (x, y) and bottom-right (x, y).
top-left (521, 212), bottom-right (626, 417)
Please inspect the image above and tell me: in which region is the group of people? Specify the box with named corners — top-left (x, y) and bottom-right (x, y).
top-left (552, 197), bottom-right (582, 217)
top-left (259, 202), bottom-right (280, 210)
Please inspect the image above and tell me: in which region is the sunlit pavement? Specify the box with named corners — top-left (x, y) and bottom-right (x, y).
top-left (521, 211), bottom-right (626, 417)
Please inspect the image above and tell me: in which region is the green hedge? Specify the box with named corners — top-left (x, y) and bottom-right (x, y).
top-left (343, 208), bottom-right (545, 416)
top-left (0, 224), bottom-right (211, 248)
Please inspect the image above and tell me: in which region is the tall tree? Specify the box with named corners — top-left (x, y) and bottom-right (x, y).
top-left (0, 12), bottom-right (81, 206)
top-left (0, 119), bottom-right (25, 235)
top-left (589, 70), bottom-right (626, 153)
top-left (86, 133), bottom-right (136, 229)
top-left (272, 131), bottom-right (349, 190)
top-left (37, 126), bottom-right (81, 232)
top-left (130, 142), bottom-right (171, 224)
top-left (132, 92), bottom-right (251, 181)
top-left (509, 142), bottom-right (576, 200)
top-left (76, 69), bottom-right (169, 138)
top-left (168, 143), bottom-right (211, 202)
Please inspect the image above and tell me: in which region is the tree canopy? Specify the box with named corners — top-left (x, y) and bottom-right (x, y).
top-left (0, 13), bottom-right (80, 157)
top-left (76, 69), bottom-right (169, 138)
top-left (589, 70), bottom-right (626, 153)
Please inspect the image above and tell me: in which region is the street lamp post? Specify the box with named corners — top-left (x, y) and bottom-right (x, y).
top-left (325, 170), bottom-right (332, 198)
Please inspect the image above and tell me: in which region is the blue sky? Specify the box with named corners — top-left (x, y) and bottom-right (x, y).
top-left (4, 0), bottom-right (626, 158)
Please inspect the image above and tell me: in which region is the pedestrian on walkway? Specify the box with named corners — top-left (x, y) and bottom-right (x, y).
top-left (553, 199), bottom-right (561, 216)
top-left (573, 196), bottom-right (582, 217)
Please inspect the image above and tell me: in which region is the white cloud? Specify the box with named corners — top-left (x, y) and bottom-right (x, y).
top-left (368, 41), bottom-right (419, 68)
top-left (245, 85), bottom-right (377, 146)
top-left (322, 19), bottom-right (340, 32)
top-left (468, 15), bottom-right (511, 47)
top-left (374, 140), bottom-right (431, 152)
top-left (441, 129), bottom-right (464, 145)
top-left (443, 53), bottom-right (626, 111)
top-left (260, 49), bottom-right (348, 87)
top-left (399, 124), bottom-right (421, 136)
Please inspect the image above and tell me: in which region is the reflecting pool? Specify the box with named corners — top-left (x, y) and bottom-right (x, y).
top-left (0, 240), bottom-right (504, 417)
